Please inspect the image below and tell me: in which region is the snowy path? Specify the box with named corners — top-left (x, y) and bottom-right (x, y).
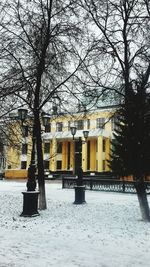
top-left (0, 180), bottom-right (149, 267)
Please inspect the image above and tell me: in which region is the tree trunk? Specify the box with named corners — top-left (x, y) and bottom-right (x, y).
top-left (135, 179), bottom-right (150, 222)
top-left (38, 182), bottom-right (47, 210)
top-left (34, 111), bottom-right (47, 210)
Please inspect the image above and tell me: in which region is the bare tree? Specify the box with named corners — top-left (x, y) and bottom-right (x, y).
top-left (0, 0), bottom-right (92, 210)
top-left (78, 0), bottom-right (149, 97)
top-left (78, 0), bottom-right (150, 221)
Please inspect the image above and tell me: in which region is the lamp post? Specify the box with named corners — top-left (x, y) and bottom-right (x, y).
top-left (18, 108), bottom-right (40, 217)
top-left (70, 126), bottom-right (77, 140)
top-left (19, 110), bottom-right (50, 216)
top-left (42, 113), bottom-right (50, 131)
top-left (70, 127), bottom-right (89, 175)
top-left (70, 126), bottom-right (89, 204)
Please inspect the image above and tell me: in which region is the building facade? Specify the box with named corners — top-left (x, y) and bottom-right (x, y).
top-left (5, 106), bottom-right (117, 177)
top-left (43, 106), bottom-right (117, 174)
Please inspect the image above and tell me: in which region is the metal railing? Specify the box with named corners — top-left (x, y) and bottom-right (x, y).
top-left (62, 176), bottom-right (150, 194)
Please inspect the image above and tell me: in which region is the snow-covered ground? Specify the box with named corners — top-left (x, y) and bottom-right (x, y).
top-left (0, 180), bottom-right (150, 267)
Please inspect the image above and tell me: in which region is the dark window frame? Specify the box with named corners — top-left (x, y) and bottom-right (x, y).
top-left (57, 142), bottom-right (62, 153)
top-left (68, 121), bottom-right (71, 131)
top-left (45, 123), bottom-right (51, 133)
top-left (87, 119), bottom-right (90, 129)
top-left (22, 143), bottom-right (28, 155)
top-left (44, 142), bottom-right (50, 154)
top-left (56, 122), bottom-right (63, 132)
top-left (21, 161), bottom-right (27, 169)
top-left (111, 116), bottom-right (120, 131)
top-left (22, 126), bottom-right (28, 137)
top-left (75, 120), bottom-right (84, 130)
top-left (44, 160), bottom-right (50, 170)
top-left (96, 118), bottom-right (105, 129)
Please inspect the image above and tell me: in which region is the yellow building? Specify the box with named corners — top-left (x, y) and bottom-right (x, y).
top-left (42, 106), bottom-right (116, 174)
top-left (5, 122), bottom-right (32, 178)
top-left (5, 105), bottom-right (118, 178)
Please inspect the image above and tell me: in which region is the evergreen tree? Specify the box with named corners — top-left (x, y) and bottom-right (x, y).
top-left (110, 87), bottom-right (150, 222)
top-left (110, 76), bottom-right (150, 223)
top-left (110, 86), bottom-right (150, 181)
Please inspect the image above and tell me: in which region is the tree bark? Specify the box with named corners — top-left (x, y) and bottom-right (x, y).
top-left (34, 111), bottom-right (47, 210)
top-left (135, 179), bottom-right (150, 222)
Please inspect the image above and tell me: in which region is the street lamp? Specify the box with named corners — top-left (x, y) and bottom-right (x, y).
top-left (42, 113), bottom-right (50, 130)
top-left (70, 127), bottom-right (89, 142)
top-left (70, 125), bottom-right (89, 204)
top-left (70, 126), bottom-right (89, 175)
top-left (17, 108), bottom-right (40, 217)
top-left (70, 126), bottom-right (77, 140)
top-left (83, 130), bottom-right (89, 141)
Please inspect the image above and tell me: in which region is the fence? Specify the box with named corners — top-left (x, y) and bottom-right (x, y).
top-left (62, 176), bottom-right (150, 194)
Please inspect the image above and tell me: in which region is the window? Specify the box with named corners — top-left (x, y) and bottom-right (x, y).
top-left (57, 142), bottom-right (62, 153)
top-left (96, 118), bottom-right (105, 129)
top-left (68, 121), bottom-right (71, 131)
top-left (44, 142), bottom-right (50, 154)
top-left (44, 160), bottom-right (49, 170)
top-left (87, 119), bottom-right (90, 129)
top-left (56, 122), bottom-right (63, 132)
top-left (21, 161), bottom-right (27, 169)
top-left (22, 126), bottom-right (28, 137)
top-left (111, 116), bottom-right (119, 131)
top-left (56, 160), bottom-right (62, 170)
top-left (45, 123), bottom-right (51, 133)
top-left (75, 120), bottom-right (84, 130)
top-left (22, 144), bottom-right (28, 154)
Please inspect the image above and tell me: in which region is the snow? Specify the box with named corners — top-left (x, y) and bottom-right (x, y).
top-left (0, 180), bottom-right (150, 267)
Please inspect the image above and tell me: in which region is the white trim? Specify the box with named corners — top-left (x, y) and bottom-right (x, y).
top-left (42, 129), bottom-right (112, 140)
top-left (20, 155), bottom-right (27, 161)
top-left (44, 154), bottom-right (50, 160)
